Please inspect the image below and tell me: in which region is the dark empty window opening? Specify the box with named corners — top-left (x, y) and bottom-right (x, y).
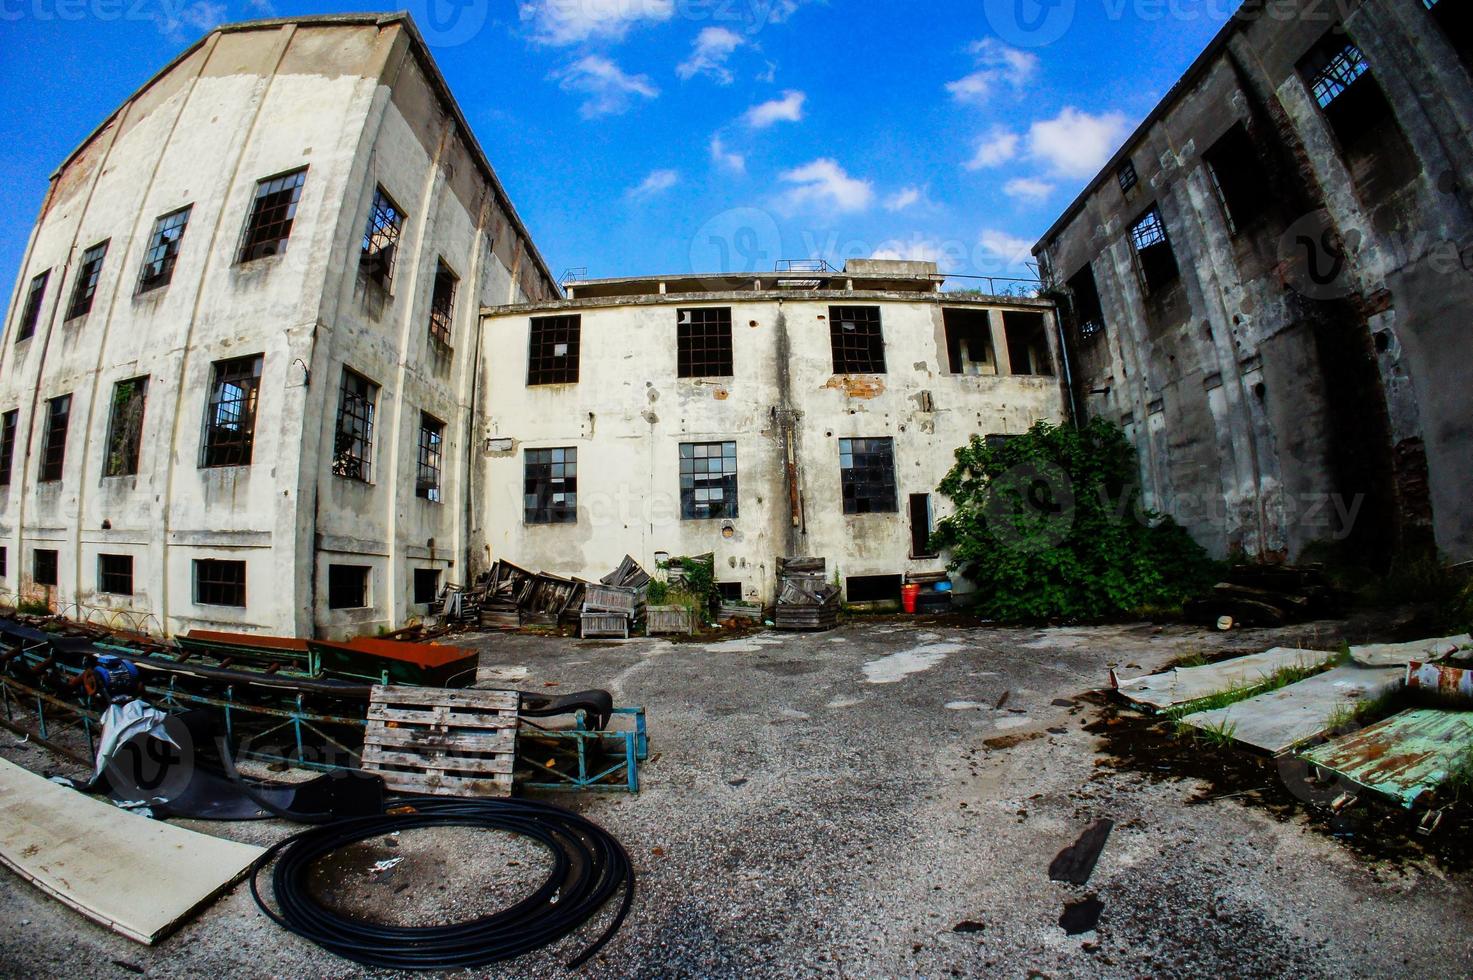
top-left (1428, 0), bottom-right (1472, 68)
top-left (328, 564), bottom-right (370, 610)
top-left (910, 493), bottom-right (937, 558)
top-left (527, 315), bottom-right (581, 385)
top-left (985, 434), bottom-right (1020, 451)
top-left (717, 582), bottom-right (743, 602)
top-left (414, 568), bottom-right (441, 605)
top-left (66, 241), bottom-right (108, 320)
top-left (1130, 206), bottom-right (1180, 294)
top-left (1204, 124), bottom-right (1269, 235)
top-left (0, 410), bottom-right (17, 488)
top-left (1116, 159), bottom-right (1139, 194)
top-left (103, 376), bottom-right (148, 478)
top-left (332, 369), bottom-right (378, 483)
top-left (359, 186), bottom-right (404, 290)
top-left (677, 307), bottom-right (734, 378)
top-left (829, 306), bottom-right (887, 374)
top-left (680, 441), bottom-right (739, 520)
top-left (429, 260), bottom-right (458, 348)
top-left (97, 554), bottom-right (134, 596)
top-left (202, 355), bottom-right (262, 467)
top-left (417, 413), bottom-right (444, 503)
top-left (525, 448), bottom-right (577, 525)
top-left (943, 308), bottom-right (994, 375)
top-left (0, 548), bottom-right (7, 578)
top-left (33, 549), bottom-right (58, 587)
top-left (839, 437), bottom-right (898, 515)
top-left (847, 574), bottom-right (903, 604)
top-left (195, 559), bottom-right (245, 607)
top-left (1002, 311), bottom-right (1054, 376)
top-left (137, 206), bottom-right (191, 293)
top-left (1066, 264), bottom-right (1105, 342)
top-left (16, 270), bottom-right (48, 341)
top-left (238, 168), bottom-right (306, 262)
top-left (39, 394), bottom-right (70, 482)
top-left (1300, 35), bottom-right (1392, 148)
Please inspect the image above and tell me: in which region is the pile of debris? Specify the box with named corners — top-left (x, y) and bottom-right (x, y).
top-left (775, 557), bottom-right (841, 632)
top-left (440, 561), bottom-right (585, 631)
top-left (1184, 563), bottom-right (1347, 627)
top-left (582, 556), bottom-right (651, 639)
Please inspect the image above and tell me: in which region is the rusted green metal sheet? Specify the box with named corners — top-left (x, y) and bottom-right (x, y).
top-left (1300, 709), bottom-right (1473, 808)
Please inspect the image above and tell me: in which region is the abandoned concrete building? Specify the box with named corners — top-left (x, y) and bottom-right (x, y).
top-left (1035, 0), bottom-right (1473, 566)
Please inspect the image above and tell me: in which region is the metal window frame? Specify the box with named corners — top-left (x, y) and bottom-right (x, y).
top-left (327, 563), bottom-right (371, 610)
top-left (102, 376), bottom-right (148, 478)
top-left (828, 306), bottom-right (887, 375)
top-left (679, 441), bottom-right (739, 521)
top-left (97, 553), bottom-right (134, 596)
top-left (33, 548), bottom-right (58, 587)
top-left (838, 437), bottom-right (898, 515)
top-left (65, 241), bottom-right (108, 320)
top-left (16, 270), bottom-right (48, 341)
top-left (428, 260), bottom-right (458, 348)
top-left (1117, 159), bottom-right (1139, 193)
top-left (136, 206), bottom-right (192, 293)
top-left (331, 368), bottom-right (379, 483)
top-left (201, 354), bottom-right (263, 468)
top-left (238, 168), bottom-right (307, 263)
top-left (527, 315), bottom-right (581, 385)
top-left (358, 186), bottom-right (405, 290)
top-left (416, 412), bottom-right (444, 503)
top-left (1307, 40), bottom-right (1370, 109)
top-left (524, 447), bottom-right (578, 525)
top-left (39, 394), bottom-right (71, 483)
top-left (0, 410), bottom-right (17, 487)
top-left (194, 558), bottom-right (246, 607)
top-left (676, 307), bottom-right (734, 378)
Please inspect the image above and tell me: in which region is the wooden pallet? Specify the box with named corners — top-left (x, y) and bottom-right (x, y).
top-left (361, 686), bottom-right (518, 798)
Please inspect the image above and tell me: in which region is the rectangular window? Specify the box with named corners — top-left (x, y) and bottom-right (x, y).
top-left (1067, 264), bottom-right (1105, 342)
top-left (0, 410), bottom-right (17, 487)
top-left (428, 260), bottom-right (458, 348)
top-left (1204, 124), bottom-right (1268, 235)
top-left (16, 270), bottom-right (48, 341)
top-left (1003, 311), bottom-right (1054, 376)
top-left (1116, 159), bottom-right (1139, 194)
top-left (829, 306), bottom-right (887, 374)
top-left (527, 315), bottom-right (581, 385)
top-left (413, 568), bottom-right (441, 606)
top-left (910, 493), bottom-right (937, 558)
top-left (238, 168), bottom-right (306, 262)
top-left (679, 441), bottom-right (739, 520)
top-left (66, 241), bottom-right (108, 319)
top-left (359, 186), bottom-right (404, 290)
top-left (194, 559), bottom-right (246, 607)
top-left (332, 369), bottom-right (378, 483)
top-left (839, 437), bottom-right (897, 514)
top-left (524, 447), bottom-right (577, 525)
top-left (103, 376), bottom-right (148, 478)
top-left (33, 549), bottom-right (58, 587)
top-left (97, 554), bottom-right (134, 596)
top-left (847, 574), bottom-right (903, 604)
top-left (1299, 34), bottom-right (1392, 147)
top-left (137, 206), bottom-right (191, 293)
top-left (0, 547), bottom-right (7, 578)
top-left (943, 308), bottom-right (994, 375)
top-left (417, 413), bottom-right (444, 503)
top-left (677, 307), bottom-right (734, 378)
top-left (1130, 206), bottom-right (1180, 294)
top-left (328, 564), bottom-right (370, 610)
top-left (201, 354), bottom-right (263, 468)
top-left (39, 394), bottom-right (70, 482)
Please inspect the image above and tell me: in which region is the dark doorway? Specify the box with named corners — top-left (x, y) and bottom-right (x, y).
top-left (910, 493), bottom-right (937, 558)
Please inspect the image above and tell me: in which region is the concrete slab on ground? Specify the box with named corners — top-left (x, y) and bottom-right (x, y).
top-left (1115, 646), bottom-right (1338, 712)
top-left (1348, 634), bottom-right (1472, 667)
top-left (1181, 663), bottom-right (1403, 752)
top-left (1301, 708), bottom-right (1473, 808)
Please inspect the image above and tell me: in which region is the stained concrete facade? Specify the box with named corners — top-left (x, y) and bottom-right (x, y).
top-left (1035, 0), bottom-right (1473, 565)
top-left (0, 14), bottom-right (556, 638)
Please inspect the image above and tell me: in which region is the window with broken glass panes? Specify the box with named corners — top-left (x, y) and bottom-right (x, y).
top-left (0, 410), bottom-right (17, 487)
top-left (524, 448), bottom-right (577, 524)
top-left (677, 307), bottom-right (734, 378)
top-left (1117, 159), bottom-right (1139, 194)
top-left (39, 394), bottom-right (70, 482)
top-left (829, 306), bottom-right (887, 374)
top-left (103, 376), bottom-right (148, 477)
top-left (201, 355), bottom-right (262, 467)
top-left (1129, 206), bottom-right (1179, 294)
top-left (328, 564), bottom-right (370, 609)
top-left (332, 369), bottom-right (378, 483)
top-left (137, 207), bottom-right (191, 293)
top-left (33, 549), bottom-right (58, 587)
top-left (1306, 39), bottom-right (1370, 109)
top-left (839, 437), bottom-right (898, 514)
top-left (527, 315), bottom-right (580, 385)
top-left (66, 241), bottom-right (108, 319)
top-left (359, 186), bottom-right (404, 290)
top-left (238, 169), bottom-right (306, 262)
top-left (680, 442), bottom-right (739, 520)
top-left (97, 554), bottom-right (134, 596)
top-left (417, 413), bottom-right (444, 503)
top-left (195, 559), bottom-right (245, 607)
top-left (428, 260), bottom-right (457, 348)
top-left (16, 270), bottom-right (48, 341)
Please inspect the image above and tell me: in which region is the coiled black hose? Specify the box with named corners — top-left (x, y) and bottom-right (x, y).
top-left (249, 797), bottom-right (635, 970)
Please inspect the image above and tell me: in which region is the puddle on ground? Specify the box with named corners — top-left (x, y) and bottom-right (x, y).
top-left (862, 643), bottom-right (965, 684)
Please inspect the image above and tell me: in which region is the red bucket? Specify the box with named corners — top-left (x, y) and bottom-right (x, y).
top-left (901, 584), bottom-right (922, 614)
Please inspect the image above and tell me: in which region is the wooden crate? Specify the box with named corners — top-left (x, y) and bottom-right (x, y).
top-left (719, 602), bottom-right (765, 623)
top-left (361, 686), bottom-right (518, 798)
top-left (582, 613), bottom-right (631, 639)
top-left (647, 605), bottom-right (694, 636)
top-left (583, 583), bottom-right (646, 616)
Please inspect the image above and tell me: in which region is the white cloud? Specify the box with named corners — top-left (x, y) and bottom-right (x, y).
top-left (555, 56), bottom-right (659, 118)
top-left (520, 0), bottom-right (675, 45)
top-left (156, 0), bottom-right (226, 38)
top-left (756, 61), bottom-right (778, 83)
top-left (778, 158), bottom-right (874, 214)
top-left (966, 130), bottom-right (1019, 170)
top-left (872, 240), bottom-right (945, 263)
top-left (885, 186), bottom-right (923, 212)
top-left (745, 90), bottom-right (805, 128)
top-left (628, 168), bottom-right (679, 198)
top-left (710, 135), bottom-right (746, 174)
top-left (978, 229), bottom-right (1035, 267)
top-left (1003, 177), bottom-right (1054, 202)
top-left (677, 26), bottom-right (746, 84)
top-left (1027, 107), bottom-right (1131, 178)
top-left (945, 38), bottom-right (1038, 106)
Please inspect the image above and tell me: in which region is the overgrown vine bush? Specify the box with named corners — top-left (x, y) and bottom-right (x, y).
top-left (933, 418), bottom-right (1218, 622)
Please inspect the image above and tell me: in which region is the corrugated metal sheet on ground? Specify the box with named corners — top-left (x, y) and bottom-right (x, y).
top-left (1348, 634), bottom-right (1471, 667)
top-left (1115, 647), bottom-right (1338, 712)
top-left (1181, 663), bottom-right (1402, 753)
top-left (1407, 662), bottom-right (1473, 704)
top-left (1299, 709), bottom-right (1473, 809)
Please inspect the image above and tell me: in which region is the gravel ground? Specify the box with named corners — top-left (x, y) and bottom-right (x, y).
top-left (1, 617), bottom-right (1470, 978)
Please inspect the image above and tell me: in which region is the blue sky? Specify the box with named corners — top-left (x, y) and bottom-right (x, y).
top-left (0, 0), bottom-right (1234, 294)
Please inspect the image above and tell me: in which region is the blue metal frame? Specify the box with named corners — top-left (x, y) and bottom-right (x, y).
top-left (518, 706), bottom-right (648, 793)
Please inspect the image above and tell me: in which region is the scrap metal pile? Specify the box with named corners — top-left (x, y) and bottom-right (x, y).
top-left (1184, 563), bottom-right (1349, 627)
top-left (775, 557), bottom-right (841, 631)
top-left (439, 560), bottom-right (585, 631)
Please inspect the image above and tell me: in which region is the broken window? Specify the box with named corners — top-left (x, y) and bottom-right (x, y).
top-left (417, 412), bottom-right (444, 503)
top-left (359, 186), bottom-right (404, 290)
top-left (201, 354), bottom-right (262, 468)
top-left (1066, 264), bottom-right (1105, 342)
top-left (328, 564), bottom-right (370, 609)
top-left (414, 568), bottom-right (441, 605)
top-left (1130, 206), bottom-right (1179, 294)
top-left (943, 308), bottom-right (994, 375)
top-left (0, 410), bottom-right (16, 487)
top-left (839, 437), bottom-right (898, 514)
top-left (1204, 124), bottom-right (1269, 235)
top-left (103, 376), bottom-right (148, 478)
top-left (238, 168), bottom-right (306, 262)
top-left (33, 549), bottom-right (57, 587)
top-left (527, 315), bottom-right (581, 386)
top-left (137, 206), bottom-right (191, 293)
top-left (1299, 34), bottom-right (1392, 148)
top-left (195, 559), bottom-right (245, 607)
top-left (16, 270), bottom-right (48, 341)
top-left (428, 260), bottom-right (457, 349)
top-left (679, 441), bottom-right (739, 520)
top-left (524, 448), bottom-right (577, 525)
top-left (97, 554), bottom-right (133, 596)
top-left (39, 394), bottom-right (70, 482)
top-left (1003, 311), bottom-right (1054, 376)
top-left (66, 241), bottom-right (108, 319)
top-left (677, 307), bottom-right (734, 378)
top-left (332, 368), bottom-right (378, 483)
top-left (1116, 159), bottom-right (1139, 194)
top-left (829, 306), bottom-right (887, 375)
top-left (1427, 0), bottom-right (1472, 69)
